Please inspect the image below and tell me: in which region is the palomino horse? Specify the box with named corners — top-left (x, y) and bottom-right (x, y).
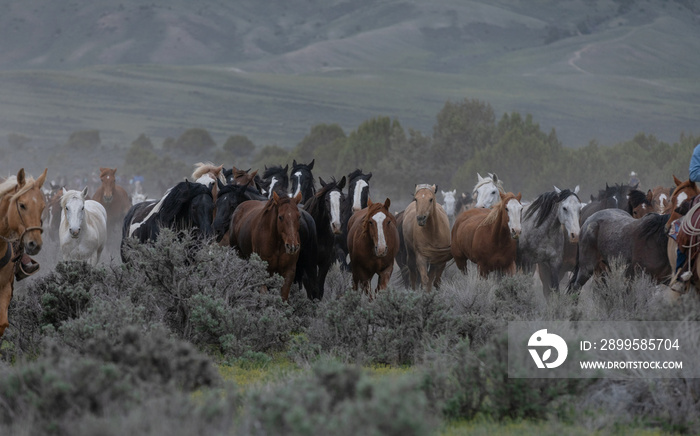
top-left (399, 184), bottom-right (452, 291)
top-left (452, 191), bottom-right (523, 277)
top-left (59, 188), bottom-right (107, 266)
top-left (229, 192), bottom-right (303, 301)
top-left (347, 198), bottom-right (399, 297)
top-left (473, 173), bottom-right (505, 208)
top-left (92, 167), bottom-right (131, 236)
top-left (517, 188), bottom-right (580, 297)
top-left (304, 177), bottom-right (345, 299)
top-left (290, 159), bottom-right (316, 204)
top-left (568, 209), bottom-right (670, 291)
top-left (335, 169), bottom-right (372, 269)
top-left (0, 168), bottom-right (47, 337)
top-left (192, 162), bottom-right (225, 201)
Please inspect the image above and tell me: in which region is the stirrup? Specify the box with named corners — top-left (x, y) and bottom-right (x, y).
top-left (15, 258), bottom-right (40, 281)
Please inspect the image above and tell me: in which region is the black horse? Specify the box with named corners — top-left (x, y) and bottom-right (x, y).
top-left (258, 164), bottom-right (289, 198)
top-left (580, 183), bottom-right (636, 224)
top-left (290, 159), bottom-right (316, 204)
top-left (303, 176), bottom-right (346, 299)
top-left (121, 180), bottom-right (214, 261)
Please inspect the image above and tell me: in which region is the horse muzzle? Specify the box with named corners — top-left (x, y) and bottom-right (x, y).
top-left (511, 228), bottom-right (521, 239)
top-left (416, 215), bottom-right (428, 227)
top-left (331, 222), bottom-right (342, 235)
top-left (103, 195), bottom-right (113, 204)
top-left (374, 246), bottom-right (388, 257)
top-left (70, 228), bottom-right (81, 238)
top-left (569, 233), bottom-right (579, 244)
top-left (24, 240), bottom-right (42, 256)
top-left (285, 243), bottom-right (300, 254)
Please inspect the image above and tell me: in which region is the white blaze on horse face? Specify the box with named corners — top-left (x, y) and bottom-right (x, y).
top-left (372, 212), bottom-right (387, 256)
top-left (195, 174), bottom-right (215, 187)
top-left (292, 171), bottom-right (303, 199)
top-left (676, 192), bottom-right (688, 210)
top-left (559, 195), bottom-right (581, 243)
top-left (330, 191), bottom-right (342, 234)
top-left (65, 196), bottom-right (85, 238)
top-left (353, 179), bottom-right (368, 212)
top-left (268, 176), bottom-right (278, 199)
top-left (658, 193), bottom-right (668, 212)
top-left (506, 199), bottom-right (523, 238)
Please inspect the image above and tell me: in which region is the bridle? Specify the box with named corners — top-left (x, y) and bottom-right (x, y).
top-left (0, 194), bottom-right (44, 264)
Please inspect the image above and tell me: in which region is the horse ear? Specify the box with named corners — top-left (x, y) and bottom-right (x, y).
top-left (432, 184), bottom-right (437, 193)
top-left (553, 185), bottom-right (561, 193)
top-left (574, 185), bottom-right (580, 194)
top-left (319, 177), bottom-right (326, 187)
top-left (293, 191), bottom-right (302, 205)
top-left (673, 175), bottom-right (682, 186)
top-left (384, 198), bottom-right (391, 210)
top-left (367, 197), bottom-right (373, 207)
top-left (499, 191), bottom-right (506, 200)
top-left (451, 189), bottom-right (456, 195)
top-left (441, 190), bottom-right (446, 196)
top-left (646, 190), bottom-right (654, 202)
top-left (284, 164), bottom-right (288, 172)
top-left (517, 192), bottom-right (522, 202)
top-left (492, 173), bottom-right (499, 182)
top-left (477, 173), bottom-right (483, 182)
top-left (338, 176), bottom-right (346, 190)
top-left (293, 159), bottom-right (297, 167)
top-left (366, 172), bottom-right (372, 181)
top-left (309, 159), bottom-right (315, 170)
top-left (82, 186), bottom-right (89, 198)
top-left (250, 170), bottom-right (258, 179)
top-left (16, 168), bottom-right (26, 188)
top-left (62, 187), bottom-right (67, 197)
top-left (272, 191), bottom-right (280, 203)
top-left (35, 168), bottom-right (48, 189)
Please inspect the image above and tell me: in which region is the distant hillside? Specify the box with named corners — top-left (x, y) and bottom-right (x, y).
top-left (0, 0), bottom-right (699, 160)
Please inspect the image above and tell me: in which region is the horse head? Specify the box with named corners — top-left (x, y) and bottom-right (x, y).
top-left (441, 189), bottom-right (457, 218)
top-left (319, 176), bottom-right (346, 235)
top-left (414, 184), bottom-right (438, 227)
top-left (61, 187), bottom-right (89, 238)
top-left (666, 176), bottom-right (700, 228)
top-left (271, 191), bottom-right (302, 254)
top-left (4, 168), bottom-right (47, 255)
top-left (364, 198), bottom-right (393, 257)
top-left (501, 191), bottom-right (523, 239)
top-left (555, 187), bottom-right (582, 243)
top-left (261, 164), bottom-right (289, 198)
top-left (99, 167), bottom-right (117, 203)
top-left (473, 173), bottom-right (504, 208)
top-left (213, 181), bottom-right (249, 242)
top-left (232, 166), bottom-right (259, 188)
top-left (187, 181), bottom-right (215, 240)
top-left (348, 169), bottom-right (371, 212)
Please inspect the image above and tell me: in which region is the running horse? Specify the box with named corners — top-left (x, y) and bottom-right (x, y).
top-left (335, 169), bottom-right (372, 270)
top-left (452, 191), bottom-right (523, 277)
top-left (398, 184), bottom-right (452, 291)
top-left (473, 173), bottom-right (505, 208)
top-left (290, 159), bottom-right (316, 204)
top-left (92, 167), bottom-right (132, 236)
top-left (347, 198), bottom-right (399, 297)
top-left (229, 192), bottom-right (303, 301)
top-left (0, 168), bottom-right (47, 338)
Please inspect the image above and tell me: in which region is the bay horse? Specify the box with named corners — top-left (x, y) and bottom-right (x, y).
top-left (517, 187), bottom-right (580, 297)
top-left (304, 176), bottom-right (345, 299)
top-left (399, 184), bottom-right (452, 291)
top-left (347, 198), bottom-right (399, 297)
top-left (229, 191), bottom-right (303, 301)
top-left (626, 189), bottom-right (654, 219)
top-left (0, 168), bottom-right (47, 337)
top-left (568, 209), bottom-right (670, 291)
top-left (59, 188), bottom-right (107, 266)
top-left (473, 173), bottom-right (505, 208)
top-left (229, 166), bottom-right (259, 188)
top-left (649, 185), bottom-right (672, 214)
top-left (452, 191), bottom-right (523, 277)
top-left (92, 167), bottom-right (131, 236)
top-left (335, 169), bottom-right (372, 269)
top-left (121, 180), bottom-right (214, 261)
top-left (290, 159), bottom-right (316, 204)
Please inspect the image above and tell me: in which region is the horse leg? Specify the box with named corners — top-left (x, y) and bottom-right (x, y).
top-left (454, 256), bottom-right (468, 274)
top-left (280, 268), bottom-right (296, 302)
top-left (416, 253), bottom-right (430, 291)
top-left (376, 264), bottom-right (394, 293)
top-left (428, 262), bottom-right (447, 290)
top-left (406, 248), bottom-right (419, 290)
top-left (0, 280), bottom-right (13, 338)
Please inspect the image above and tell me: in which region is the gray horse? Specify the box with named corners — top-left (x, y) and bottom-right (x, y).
top-left (517, 187), bottom-right (581, 298)
top-left (568, 208), bottom-right (670, 291)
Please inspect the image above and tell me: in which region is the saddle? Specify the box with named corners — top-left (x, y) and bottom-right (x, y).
top-left (675, 195), bottom-right (700, 285)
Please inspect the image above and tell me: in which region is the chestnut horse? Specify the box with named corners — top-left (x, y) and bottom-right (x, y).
top-left (0, 168), bottom-right (47, 337)
top-left (229, 191), bottom-right (303, 301)
top-left (399, 184), bottom-right (452, 291)
top-left (92, 167), bottom-right (131, 235)
top-left (451, 191), bottom-right (523, 277)
top-left (665, 176), bottom-right (700, 277)
top-left (347, 198), bottom-right (399, 297)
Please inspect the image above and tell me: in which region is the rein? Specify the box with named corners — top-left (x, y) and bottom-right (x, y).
top-left (679, 202), bottom-right (700, 277)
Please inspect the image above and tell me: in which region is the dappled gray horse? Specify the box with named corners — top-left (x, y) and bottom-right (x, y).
top-left (517, 187), bottom-right (581, 298)
top-left (568, 208), bottom-right (670, 292)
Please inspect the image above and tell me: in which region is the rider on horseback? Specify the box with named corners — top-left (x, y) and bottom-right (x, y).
top-left (670, 143), bottom-right (700, 292)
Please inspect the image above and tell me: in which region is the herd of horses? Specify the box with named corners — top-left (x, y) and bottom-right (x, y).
top-left (0, 161), bottom-right (699, 339)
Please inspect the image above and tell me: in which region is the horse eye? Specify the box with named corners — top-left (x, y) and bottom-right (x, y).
top-left (563, 207), bottom-right (568, 212)
top-left (19, 203), bottom-right (26, 210)
top-left (278, 216), bottom-right (283, 221)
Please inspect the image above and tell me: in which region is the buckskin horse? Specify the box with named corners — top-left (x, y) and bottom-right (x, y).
top-left (0, 168), bottom-right (47, 337)
top-left (229, 191), bottom-right (303, 301)
top-left (347, 198), bottom-right (399, 297)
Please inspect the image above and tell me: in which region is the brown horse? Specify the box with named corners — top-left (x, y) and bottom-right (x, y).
top-left (231, 166), bottom-right (259, 188)
top-left (92, 167), bottom-right (131, 235)
top-left (649, 185), bottom-right (672, 214)
top-left (0, 168), bottom-right (47, 337)
top-left (347, 198), bottom-right (399, 297)
top-left (451, 191), bottom-right (523, 277)
top-left (229, 191), bottom-right (302, 301)
top-left (665, 177), bottom-right (700, 270)
top-left (399, 184), bottom-right (452, 291)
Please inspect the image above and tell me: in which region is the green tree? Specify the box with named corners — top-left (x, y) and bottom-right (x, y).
top-left (65, 130), bottom-right (101, 151)
top-left (293, 123), bottom-right (346, 163)
top-left (168, 128), bottom-right (216, 154)
top-left (335, 117), bottom-right (401, 176)
top-left (432, 98), bottom-right (496, 187)
top-left (222, 135), bottom-right (255, 159)
top-left (250, 145), bottom-right (290, 171)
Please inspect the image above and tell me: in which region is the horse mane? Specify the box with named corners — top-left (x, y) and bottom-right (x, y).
top-left (627, 189), bottom-right (651, 213)
top-left (0, 174), bottom-right (39, 203)
top-left (262, 165), bottom-right (288, 181)
top-left (347, 169), bottom-right (364, 183)
top-left (158, 181), bottom-right (212, 225)
top-left (524, 189), bottom-right (577, 228)
top-left (192, 162), bottom-right (226, 184)
top-left (638, 213), bottom-right (669, 243)
top-left (478, 193), bottom-right (516, 228)
top-left (59, 190), bottom-right (83, 208)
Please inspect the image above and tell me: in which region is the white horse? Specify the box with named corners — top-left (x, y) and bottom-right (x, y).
top-left (473, 173), bottom-right (505, 208)
top-left (59, 188), bottom-right (108, 266)
top-left (441, 189), bottom-right (457, 225)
